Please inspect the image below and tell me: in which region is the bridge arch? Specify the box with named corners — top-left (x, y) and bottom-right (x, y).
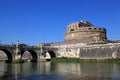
top-left (22, 50), bottom-right (38, 62)
top-left (45, 51), bottom-right (56, 61)
top-left (0, 49), bottom-right (13, 62)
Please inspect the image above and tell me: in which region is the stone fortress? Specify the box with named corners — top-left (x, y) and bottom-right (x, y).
top-left (50, 19), bottom-right (111, 45)
top-left (44, 19), bottom-right (120, 59)
top-left (64, 20), bottom-right (107, 44)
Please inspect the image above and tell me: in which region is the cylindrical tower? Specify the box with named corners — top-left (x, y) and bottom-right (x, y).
top-left (64, 20), bottom-right (107, 44)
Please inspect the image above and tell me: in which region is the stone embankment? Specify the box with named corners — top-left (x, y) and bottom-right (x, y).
top-left (79, 43), bottom-right (120, 59)
top-left (52, 43), bottom-right (120, 59)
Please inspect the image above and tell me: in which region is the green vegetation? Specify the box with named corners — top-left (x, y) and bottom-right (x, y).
top-left (13, 58), bottom-right (24, 63)
top-left (51, 57), bottom-right (81, 63)
top-left (51, 57), bottom-right (120, 63)
top-left (19, 43), bottom-right (28, 48)
top-left (103, 58), bottom-right (120, 62)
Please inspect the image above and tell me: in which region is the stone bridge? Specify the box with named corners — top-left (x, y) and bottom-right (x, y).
top-left (0, 44), bottom-right (58, 62)
top-left (1, 42), bottom-right (120, 62)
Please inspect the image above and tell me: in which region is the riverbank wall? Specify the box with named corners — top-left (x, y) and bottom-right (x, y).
top-left (52, 43), bottom-right (120, 59)
top-left (79, 43), bottom-right (120, 59)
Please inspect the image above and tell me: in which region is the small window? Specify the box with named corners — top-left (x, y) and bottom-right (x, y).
top-left (70, 29), bottom-right (74, 31)
top-left (88, 28), bottom-right (92, 29)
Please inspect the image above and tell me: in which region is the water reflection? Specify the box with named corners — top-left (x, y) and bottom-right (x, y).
top-left (0, 62), bottom-right (5, 79)
top-left (0, 62), bottom-right (53, 80)
top-left (50, 62), bottom-right (120, 79)
top-left (0, 61), bottom-right (120, 80)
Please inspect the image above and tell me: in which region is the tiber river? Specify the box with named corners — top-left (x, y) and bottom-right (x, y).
top-left (0, 61), bottom-right (120, 80)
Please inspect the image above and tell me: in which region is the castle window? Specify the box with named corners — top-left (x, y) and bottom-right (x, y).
top-left (88, 28), bottom-right (92, 30)
top-left (70, 29), bottom-right (74, 32)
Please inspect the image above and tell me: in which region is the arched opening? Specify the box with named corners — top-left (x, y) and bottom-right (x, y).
top-left (45, 51), bottom-right (56, 61)
top-left (0, 49), bottom-right (13, 63)
top-left (22, 50), bottom-right (38, 62)
top-left (22, 51), bottom-right (32, 61)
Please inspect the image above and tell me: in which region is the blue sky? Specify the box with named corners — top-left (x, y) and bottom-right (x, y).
top-left (0, 0), bottom-right (120, 45)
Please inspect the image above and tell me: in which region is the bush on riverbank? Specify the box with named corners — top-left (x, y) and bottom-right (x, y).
top-left (51, 57), bottom-right (120, 63)
top-left (13, 58), bottom-right (24, 63)
top-left (104, 58), bottom-right (120, 62)
top-left (51, 57), bottom-right (80, 63)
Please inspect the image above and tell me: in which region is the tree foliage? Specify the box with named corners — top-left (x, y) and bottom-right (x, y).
top-left (19, 43), bottom-right (28, 47)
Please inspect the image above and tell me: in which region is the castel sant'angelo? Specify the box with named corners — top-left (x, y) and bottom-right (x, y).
top-left (49, 19), bottom-right (120, 59)
top-left (64, 20), bottom-right (107, 44)
top-left (52, 19), bottom-right (112, 45)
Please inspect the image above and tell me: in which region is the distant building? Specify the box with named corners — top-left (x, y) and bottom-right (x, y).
top-left (64, 20), bottom-right (107, 44)
top-left (48, 20), bottom-right (108, 46)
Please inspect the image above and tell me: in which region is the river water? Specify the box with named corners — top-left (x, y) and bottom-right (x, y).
top-left (0, 61), bottom-right (120, 80)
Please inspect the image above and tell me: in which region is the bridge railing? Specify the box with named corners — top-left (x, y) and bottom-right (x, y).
top-left (0, 44), bottom-right (16, 48)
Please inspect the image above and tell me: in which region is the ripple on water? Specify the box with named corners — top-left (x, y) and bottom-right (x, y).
top-left (19, 74), bottom-right (65, 80)
top-left (18, 73), bottom-right (114, 80)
